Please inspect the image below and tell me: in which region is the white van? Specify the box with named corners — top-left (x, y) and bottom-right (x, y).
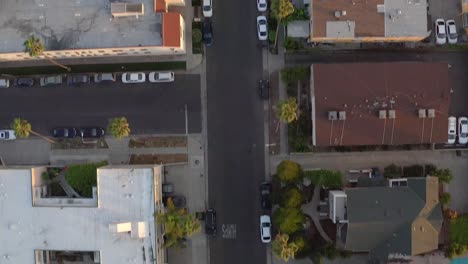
top-left (0, 79), bottom-right (10, 88)
top-left (149, 72), bottom-right (175, 83)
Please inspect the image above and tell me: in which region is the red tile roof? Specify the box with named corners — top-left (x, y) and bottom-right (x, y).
top-left (162, 13), bottom-right (181, 47)
top-left (154, 0), bottom-right (166, 13)
top-left (313, 62), bottom-right (451, 146)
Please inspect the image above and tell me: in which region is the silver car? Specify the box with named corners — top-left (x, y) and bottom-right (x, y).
top-left (40, 75), bottom-right (63, 86)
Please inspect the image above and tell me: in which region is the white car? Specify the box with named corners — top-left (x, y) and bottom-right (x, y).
top-left (257, 0), bottom-right (267, 12)
top-left (0, 130), bottom-right (16, 140)
top-left (448, 116), bottom-right (456, 144)
top-left (149, 71), bottom-right (175, 83)
top-left (203, 0), bottom-right (212, 17)
top-left (446, 20), bottom-right (458, 44)
top-left (260, 215), bottom-right (271, 243)
top-left (257, 16), bottom-right (268, 41)
top-left (435, 19), bottom-right (446, 45)
top-left (0, 79), bottom-right (10, 88)
top-left (458, 117), bottom-right (468, 144)
top-left (121, 72), bottom-right (146, 83)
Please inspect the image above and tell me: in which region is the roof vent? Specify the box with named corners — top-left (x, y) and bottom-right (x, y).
top-left (328, 111), bottom-right (337, 121)
top-left (379, 110), bottom-right (387, 119)
top-left (339, 111), bottom-right (346, 120)
top-left (418, 109), bottom-right (426, 118)
top-left (388, 110), bottom-right (396, 119)
top-left (377, 4), bottom-right (385, 13)
top-left (427, 109), bottom-right (435, 118)
top-left (341, 10), bottom-right (347, 16)
top-left (334, 10), bottom-right (341, 18)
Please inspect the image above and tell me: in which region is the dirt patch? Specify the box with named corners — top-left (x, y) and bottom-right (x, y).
top-left (51, 138), bottom-right (108, 149)
top-left (129, 154), bottom-right (188, 164)
top-left (129, 136), bottom-right (187, 148)
top-left (320, 219), bottom-right (337, 241)
top-left (269, 71), bottom-right (281, 155)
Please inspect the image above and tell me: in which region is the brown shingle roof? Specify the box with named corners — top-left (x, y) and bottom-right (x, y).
top-left (312, 0), bottom-right (384, 38)
top-left (313, 62), bottom-right (450, 146)
top-left (162, 13), bottom-right (181, 47)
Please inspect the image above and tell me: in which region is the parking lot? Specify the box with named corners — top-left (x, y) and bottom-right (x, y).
top-left (0, 74), bottom-right (201, 135)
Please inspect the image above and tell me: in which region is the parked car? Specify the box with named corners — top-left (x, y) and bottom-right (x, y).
top-left (260, 215), bottom-right (271, 243)
top-left (205, 208), bottom-right (217, 236)
top-left (260, 182), bottom-right (272, 210)
top-left (203, 19), bottom-right (214, 46)
top-left (67, 74), bottom-right (90, 86)
top-left (15, 78), bottom-right (34, 87)
top-left (258, 79), bottom-right (269, 99)
top-left (257, 16), bottom-right (268, 41)
top-left (52, 127), bottom-right (78, 138)
top-left (121, 72), bottom-right (146, 83)
top-left (40, 75), bottom-right (63, 86)
top-left (448, 116), bottom-right (456, 144)
top-left (80, 127), bottom-right (105, 138)
top-left (435, 19), bottom-right (447, 45)
top-left (458, 117), bottom-right (468, 144)
top-left (94, 73), bottom-right (116, 83)
top-left (0, 130), bottom-right (16, 140)
top-left (0, 79), bottom-right (10, 88)
top-left (446, 19), bottom-right (458, 44)
top-left (149, 72), bottom-right (175, 83)
top-left (163, 195), bottom-right (187, 207)
top-left (257, 0), bottom-right (267, 12)
top-left (202, 0), bottom-right (213, 17)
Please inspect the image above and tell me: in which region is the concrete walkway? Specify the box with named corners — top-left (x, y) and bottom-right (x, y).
top-left (301, 185), bottom-right (332, 243)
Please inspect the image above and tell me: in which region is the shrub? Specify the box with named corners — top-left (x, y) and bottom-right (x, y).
top-left (268, 30), bottom-right (276, 44)
top-left (273, 207), bottom-right (306, 234)
top-left (304, 169), bottom-right (343, 188)
top-left (384, 164), bottom-right (401, 179)
top-left (283, 37), bottom-right (303, 51)
top-left (192, 28), bottom-right (202, 44)
top-left (424, 164), bottom-right (437, 176)
top-left (65, 161), bottom-right (108, 197)
top-left (281, 66), bottom-right (308, 86)
top-left (281, 187), bottom-right (304, 208)
top-left (403, 165), bottom-right (424, 178)
top-left (440, 193), bottom-right (451, 206)
top-left (434, 168), bottom-right (453, 184)
top-left (277, 160), bottom-right (303, 184)
top-left (445, 209), bottom-right (458, 220)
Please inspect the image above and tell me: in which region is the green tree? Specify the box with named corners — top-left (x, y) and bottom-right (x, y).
top-left (277, 160), bottom-right (303, 184)
top-left (273, 207), bottom-right (306, 234)
top-left (108, 117), bottom-right (131, 140)
top-left (272, 233), bottom-right (301, 262)
top-left (10, 118), bottom-right (56, 143)
top-left (282, 187), bottom-right (304, 208)
top-left (192, 28), bottom-right (202, 43)
top-left (281, 66), bottom-right (309, 86)
top-left (277, 97), bottom-right (299, 123)
top-left (440, 193), bottom-right (451, 206)
top-left (270, 0), bottom-right (295, 47)
top-left (157, 198), bottom-right (201, 248)
top-left (433, 168), bottom-right (453, 184)
top-left (23, 35), bottom-right (71, 72)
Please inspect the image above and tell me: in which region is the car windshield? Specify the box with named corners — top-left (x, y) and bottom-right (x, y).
top-left (262, 222), bottom-right (270, 227)
top-left (438, 33), bottom-right (446, 38)
top-left (203, 6), bottom-right (211, 11)
top-left (91, 129), bottom-right (97, 136)
top-left (260, 3), bottom-right (266, 7)
top-left (260, 31), bottom-right (267, 36)
top-left (449, 134), bottom-right (456, 139)
top-left (450, 33), bottom-right (457, 39)
top-left (259, 20), bottom-right (266, 25)
top-left (462, 133), bottom-right (468, 138)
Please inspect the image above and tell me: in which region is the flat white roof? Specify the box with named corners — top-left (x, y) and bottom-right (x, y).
top-left (0, 166), bottom-right (158, 263)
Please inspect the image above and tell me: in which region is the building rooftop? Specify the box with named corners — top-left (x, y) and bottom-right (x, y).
top-left (312, 62), bottom-right (450, 146)
top-left (311, 0), bottom-right (428, 39)
top-left (0, 166), bottom-right (161, 263)
top-left (162, 13), bottom-right (181, 47)
top-left (0, 0), bottom-right (162, 53)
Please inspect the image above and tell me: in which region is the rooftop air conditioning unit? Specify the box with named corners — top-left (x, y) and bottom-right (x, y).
top-left (379, 110), bottom-right (387, 119)
top-left (388, 110), bottom-right (396, 119)
top-left (339, 111), bottom-right (346, 120)
top-left (328, 111), bottom-right (337, 120)
top-left (427, 109), bottom-right (435, 118)
top-left (377, 4), bottom-right (385, 13)
top-left (418, 109), bottom-right (426, 118)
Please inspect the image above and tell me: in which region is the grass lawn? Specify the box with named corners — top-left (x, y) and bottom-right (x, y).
top-left (450, 215), bottom-right (468, 245)
top-left (192, 22), bottom-right (203, 54)
top-left (65, 161), bottom-right (108, 197)
top-left (0, 61), bottom-right (186, 76)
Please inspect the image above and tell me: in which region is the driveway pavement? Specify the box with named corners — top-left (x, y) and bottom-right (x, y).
top-left (0, 74), bottom-right (201, 135)
top-left (271, 150), bottom-right (468, 213)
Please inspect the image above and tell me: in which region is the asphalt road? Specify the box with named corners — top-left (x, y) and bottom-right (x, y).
top-left (286, 50), bottom-right (468, 116)
top-left (205, 0), bottom-right (265, 263)
top-left (0, 74), bottom-right (201, 135)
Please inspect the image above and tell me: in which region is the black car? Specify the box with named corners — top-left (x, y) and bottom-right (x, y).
top-left (52, 127), bottom-right (78, 138)
top-left (80, 127), bottom-right (105, 138)
top-left (203, 19), bottom-right (213, 46)
top-left (67, 75), bottom-right (90, 86)
top-left (163, 195), bottom-right (187, 208)
top-left (258, 79), bottom-right (270, 99)
top-left (260, 182), bottom-right (272, 210)
top-left (205, 209), bottom-right (217, 236)
top-left (15, 78), bottom-right (34, 87)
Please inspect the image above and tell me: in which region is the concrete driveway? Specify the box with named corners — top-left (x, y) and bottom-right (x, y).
top-left (271, 150), bottom-right (468, 213)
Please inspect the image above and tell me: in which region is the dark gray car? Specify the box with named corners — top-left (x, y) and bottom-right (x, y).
top-left (68, 75), bottom-right (90, 86)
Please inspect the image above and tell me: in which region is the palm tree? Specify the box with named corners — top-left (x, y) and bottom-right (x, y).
top-left (108, 117), bottom-right (131, 140)
top-left (271, 0), bottom-right (295, 47)
top-left (272, 233), bottom-right (300, 262)
top-left (23, 35), bottom-right (71, 72)
top-left (277, 97), bottom-right (299, 123)
top-left (156, 198), bottom-right (201, 248)
top-left (10, 118), bottom-right (56, 143)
